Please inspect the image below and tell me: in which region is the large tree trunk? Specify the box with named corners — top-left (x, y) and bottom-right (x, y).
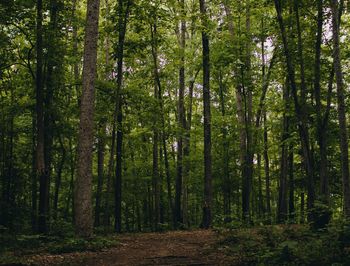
top-left (74, 0), bottom-right (100, 238)
top-left (331, 0), bottom-right (350, 217)
top-left (199, 0), bottom-right (212, 229)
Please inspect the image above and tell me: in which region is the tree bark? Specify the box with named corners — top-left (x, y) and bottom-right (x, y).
top-left (53, 135), bottom-right (65, 219)
top-left (95, 123), bottom-right (105, 227)
top-left (278, 83), bottom-right (289, 223)
top-left (263, 111), bottom-right (271, 220)
top-left (114, 0), bottom-right (131, 233)
top-left (331, 0), bottom-right (350, 217)
top-left (150, 21), bottom-right (162, 230)
top-left (199, 0), bottom-right (212, 229)
top-left (175, 0), bottom-right (186, 228)
top-left (36, 0), bottom-right (49, 234)
top-left (74, 0), bottom-right (100, 238)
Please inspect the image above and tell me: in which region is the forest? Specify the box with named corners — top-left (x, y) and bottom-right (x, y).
top-left (2, 0), bottom-right (350, 265)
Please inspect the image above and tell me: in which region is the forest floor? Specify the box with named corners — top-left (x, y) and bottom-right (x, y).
top-left (24, 230), bottom-right (231, 265)
top-left (3, 224), bottom-right (350, 265)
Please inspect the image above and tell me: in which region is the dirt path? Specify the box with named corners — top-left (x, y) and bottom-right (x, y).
top-left (29, 230), bottom-right (231, 265)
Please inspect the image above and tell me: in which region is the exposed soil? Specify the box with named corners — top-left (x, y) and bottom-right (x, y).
top-left (27, 230), bottom-right (232, 265)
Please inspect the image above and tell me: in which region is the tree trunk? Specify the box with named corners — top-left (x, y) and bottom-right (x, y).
top-left (278, 84), bottom-right (289, 223)
top-left (175, 0), bottom-right (186, 228)
top-left (53, 135), bottom-right (65, 219)
top-left (263, 111), bottom-right (271, 220)
top-left (114, 0), bottom-right (131, 233)
top-left (36, 0), bottom-right (49, 234)
top-left (150, 21), bottom-right (162, 230)
top-left (288, 147), bottom-right (295, 221)
top-left (331, 0), bottom-right (350, 217)
top-left (95, 123), bottom-right (105, 227)
top-left (273, 0), bottom-right (315, 218)
top-left (199, 0), bottom-right (212, 229)
top-left (74, 0), bottom-right (100, 238)
top-left (218, 71), bottom-right (230, 220)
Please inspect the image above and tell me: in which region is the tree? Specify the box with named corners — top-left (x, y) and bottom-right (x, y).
top-left (199, 0), bottom-right (212, 229)
top-left (36, 0), bottom-right (48, 233)
top-left (74, 0), bottom-right (101, 237)
top-left (331, 0), bottom-right (350, 217)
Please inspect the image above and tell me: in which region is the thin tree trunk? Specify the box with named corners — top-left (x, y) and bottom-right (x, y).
top-left (273, 0), bottom-right (315, 218)
top-left (263, 111), bottom-right (271, 220)
top-left (31, 115), bottom-right (37, 231)
top-left (331, 0), bottom-right (350, 217)
top-left (150, 21), bottom-right (162, 231)
top-left (114, 0), bottom-right (131, 233)
top-left (53, 135), bottom-right (65, 219)
top-left (36, 0), bottom-right (49, 234)
top-left (218, 71), bottom-right (230, 220)
top-left (175, 0), bottom-right (186, 228)
top-left (199, 0), bottom-right (212, 229)
top-left (95, 123), bottom-right (105, 227)
top-left (288, 148), bottom-right (295, 221)
top-left (278, 84), bottom-right (289, 223)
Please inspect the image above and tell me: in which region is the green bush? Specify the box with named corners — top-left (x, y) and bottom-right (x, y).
top-left (220, 223), bottom-right (350, 265)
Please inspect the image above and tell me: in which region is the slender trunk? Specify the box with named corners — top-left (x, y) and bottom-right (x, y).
top-left (263, 111), bottom-right (271, 219)
top-left (74, 0), bottom-right (100, 238)
top-left (151, 21), bottom-right (162, 230)
top-left (114, 0), bottom-right (131, 233)
top-left (31, 115), bottom-right (37, 231)
top-left (331, 0), bottom-right (350, 217)
top-left (314, 0), bottom-right (331, 204)
top-left (244, 0), bottom-right (254, 223)
top-left (36, 0), bottom-right (49, 234)
top-left (65, 137), bottom-right (75, 220)
top-left (199, 0), bottom-right (212, 229)
top-left (53, 135), bottom-right (65, 219)
top-left (175, 0), bottom-right (186, 227)
top-left (278, 84), bottom-right (289, 223)
top-left (162, 132), bottom-right (174, 227)
top-left (288, 148), bottom-right (295, 221)
top-left (102, 0), bottom-right (114, 228)
top-left (218, 71), bottom-right (230, 219)
top-left (273, 0), bottom-right (315, 217)
top-left (300, 192), bottom-right (305, 223)
top-left (257, 154), bottom-right (263, 217)
top-left (95, 123), bottom-right (105, 226)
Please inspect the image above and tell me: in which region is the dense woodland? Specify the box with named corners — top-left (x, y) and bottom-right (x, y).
top-left (2, 0), bottom-right (350, 249)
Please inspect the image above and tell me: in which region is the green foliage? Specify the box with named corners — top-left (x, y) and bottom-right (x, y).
top-left (0, 231), bottom-right (119, 264)
top-left (220, 224), bottom-right (350, 265)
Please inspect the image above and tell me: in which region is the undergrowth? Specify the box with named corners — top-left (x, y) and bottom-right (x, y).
top-left (218, 221), bottom-right (350, 265)
top-left (0, 221), bottom-right (118, 265)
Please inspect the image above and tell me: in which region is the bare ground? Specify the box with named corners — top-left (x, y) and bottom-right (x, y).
top-left (27, 230), bottom-right (233, 265)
